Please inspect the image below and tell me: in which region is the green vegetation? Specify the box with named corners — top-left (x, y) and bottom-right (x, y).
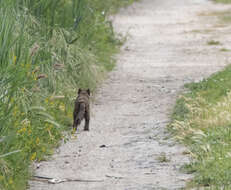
top-left (220, 12), bottom-right (231, 23)
top-left (0, 0), bottom-right (136, 189)
top-left (216, 10), bottom-right (231, 24)
top-left (156, 152), bottom-right (170, 163)
top-left (215, 0), bottom-right (231, 3)
top-left (170, 65), bottom-right (231, 188)
top-left (220, 48), bottom-right (229, 52)
top-left (207, 40), bottom-right (221, 45)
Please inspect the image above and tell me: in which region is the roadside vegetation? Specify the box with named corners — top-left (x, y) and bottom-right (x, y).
top-left (170, 65), bottom-right (231, 188)
top-left (170, 2), bottom-right (231, 189)
top-left (215, 0), bottom-right (231, 3)
top-left (0, 0), bottom-right (136, 189)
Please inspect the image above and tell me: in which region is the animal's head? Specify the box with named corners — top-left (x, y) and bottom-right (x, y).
top-left (78, 88), bottom-right (90, 96)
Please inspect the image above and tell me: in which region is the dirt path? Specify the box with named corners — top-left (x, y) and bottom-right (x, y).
top-left (30, 0), bottom-right (231, 189)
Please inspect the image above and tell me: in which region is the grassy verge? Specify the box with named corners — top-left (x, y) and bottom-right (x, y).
top-left (0, 0), bottom-right (137, 189)
top-left (215, 0), bottom-right (231, 3)
top-left (169, 65), bottom-right (231, 189)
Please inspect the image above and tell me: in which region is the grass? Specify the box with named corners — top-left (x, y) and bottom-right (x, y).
top-left (189, 29), bottom-right (214, 34)
top-left (215, 0), bottom-right (231, 3)
top-left (169, 65), bottom-right (231, 188)
top-left (210, 0), bottom-right (231, 25)
top-left (206, 10), bottom-right (231, 24)
top-left (220, 48), bottom-right (230, 52)
top-left (217, 10), bottom-right (231, 23)
top-left (0, 0), bottom-right (137, 189)
top-left (156, 152), bottom-right (171, 163)
top-left (207, 40), bottom-right (222, 45)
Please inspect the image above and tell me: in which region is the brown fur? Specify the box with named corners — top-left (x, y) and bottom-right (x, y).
top-left (73, 89), bottom-right (90, 131)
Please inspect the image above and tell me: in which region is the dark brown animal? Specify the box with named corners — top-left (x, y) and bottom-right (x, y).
top-left (73, 89), bottom-right (90, 131)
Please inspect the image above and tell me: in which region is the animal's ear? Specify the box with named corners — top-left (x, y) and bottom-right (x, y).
top-left (87, 89), bottom-right (90, 96)
top-left (78, 88), bottom-right (82, 94)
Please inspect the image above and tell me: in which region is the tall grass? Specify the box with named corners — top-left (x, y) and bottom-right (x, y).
top-left (170, 65), bottom-right (231, 189)
top-left (0, 0), bottom-right (136, 189)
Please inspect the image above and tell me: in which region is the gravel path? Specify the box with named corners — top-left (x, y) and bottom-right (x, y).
top-left (30, 0), bottom-right (231, 189)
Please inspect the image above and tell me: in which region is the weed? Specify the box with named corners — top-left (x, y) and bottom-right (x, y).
top-left (207, 40), bottom-right (221, 45)
top-left (172, 98), bottom-right (189, 121)
top-left (189, 29), bottom-right (214, 34)
top-left (156, 152), bottom-right (170, 163)
top-left (180, 163), bottom-right (197, 174)
top-left (220, 48), bottom-right (229, 52)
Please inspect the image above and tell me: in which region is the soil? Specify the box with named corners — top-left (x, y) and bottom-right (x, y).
top-left (30, 0), bottom-right (231, 189)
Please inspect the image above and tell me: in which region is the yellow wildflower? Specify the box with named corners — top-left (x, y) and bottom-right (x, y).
top-left (13, 56), bottom-right (16, 64)
top-left (30, 152), bottom-right (36, 161)
top-left (50, 101), bottom-right (54, 106)
top-left (17, 127), bottom-right (27, 134)
top-left (36, 137), bottom-right (40, 145)
top-left (46, 124), bottom-right (52, 131)
top-left (9, 178), bottom-right (13, 185)
top-left (45, 98), bottom-right (49, 104)
top-left (28, 129), bottom-right (32, 135)
top-left (13, 106), bottom-right (19, 117)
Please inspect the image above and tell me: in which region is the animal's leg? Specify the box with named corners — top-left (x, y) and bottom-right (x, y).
top-left (73, 102), bottom-right (80, 130)
top-left (84, 111), bottom-right (90, 131)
